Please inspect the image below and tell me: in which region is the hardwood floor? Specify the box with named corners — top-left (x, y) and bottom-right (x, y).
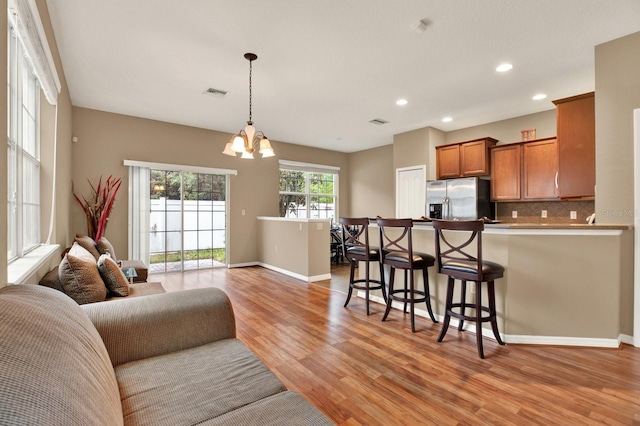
top-left (154, 266), bottom-right (640, 425)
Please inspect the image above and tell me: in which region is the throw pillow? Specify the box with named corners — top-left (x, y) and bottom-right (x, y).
top-left (97, 254), bottom-right (129, 297)
top-left (39, 268), bottom-right (64, 292)
top-left (68, 241), bottom-right (98, 263)
top-left (96, 237), bottom-right (118, 262)
top-left (58, 254), bottom-right (107, 304)
top-left (74, 234), bottom-right (101, 260)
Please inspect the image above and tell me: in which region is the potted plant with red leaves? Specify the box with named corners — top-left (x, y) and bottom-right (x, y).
top-left (72, 175), bottom-right (122, 241)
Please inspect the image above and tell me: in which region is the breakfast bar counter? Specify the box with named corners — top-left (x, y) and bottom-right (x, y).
top-left (363, 221), bottom-right (633, 347)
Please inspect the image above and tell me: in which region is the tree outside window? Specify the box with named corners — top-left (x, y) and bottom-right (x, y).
top-left (279, 169), bottom-right (337, 220)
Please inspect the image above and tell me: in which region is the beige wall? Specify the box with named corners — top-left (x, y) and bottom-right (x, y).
top-left (36, 0), bottom-right (73, 251)
top-left (445, 109), bottom-right (557, 146)
top-left (1, 4), bottom-right (7, 285)
top-left (595, 31), bottom-right (640, 225)
top-left (71, 107), bottom-right (349, 265)
top-left (347, 144), bottom-right (394, 218)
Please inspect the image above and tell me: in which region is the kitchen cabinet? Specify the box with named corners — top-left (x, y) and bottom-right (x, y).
top-left (553, 92), bottom-right (595, 198)
top-left (523, 138), bottom-right (558, 199)
top-left (436, 144), bottom-right (460, 179)
top-left (490, 144), bottom-right (521, 200)
top-left (436, 137), bottom-right (497, 179)
top-left (490, 137), bottom-right (559, 201)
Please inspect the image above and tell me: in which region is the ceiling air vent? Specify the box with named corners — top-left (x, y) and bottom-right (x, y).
top-left (369, 118), bottom-right (389, 125)
top-left (204, 88), bottom-right (228, 98)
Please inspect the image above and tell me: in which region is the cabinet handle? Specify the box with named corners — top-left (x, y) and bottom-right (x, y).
top-left (555, 171), bottom-right (559, 189)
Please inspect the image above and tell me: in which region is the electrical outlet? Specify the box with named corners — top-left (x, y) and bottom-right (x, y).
top-left (541, 210), bottom-right (547, 218)
top-left (570, 211), bottom-right (577, 220)
top-left (512, 211), bottom-right (518, 218)
top-left (241, 209), bottom-right (246, 216)
top-left (275, 245), bottom-right (278, 253)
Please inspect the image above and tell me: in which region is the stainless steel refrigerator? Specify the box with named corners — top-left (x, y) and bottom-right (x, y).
top-left (426, 177), bottom-right (493, 220)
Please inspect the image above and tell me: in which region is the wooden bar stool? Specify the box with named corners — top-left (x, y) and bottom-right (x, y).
top-left (432, 219), bottom-right (505, 359)
top-left (377, 218), bottom-right (438, 332)
top-left (339, 217), bottom-right (386, 315)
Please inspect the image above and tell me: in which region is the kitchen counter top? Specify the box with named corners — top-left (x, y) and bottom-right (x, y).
top-left (410, 221), bottom-right (631, 231)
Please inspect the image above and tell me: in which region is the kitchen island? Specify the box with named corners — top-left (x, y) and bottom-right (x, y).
top-left (361, 222), bottom-right (633, 347)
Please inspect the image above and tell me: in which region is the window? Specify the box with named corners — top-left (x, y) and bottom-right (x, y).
top-left (278, 160), bottom-right (339, 220)
top-left (7, 22), bottom-right (40, 261)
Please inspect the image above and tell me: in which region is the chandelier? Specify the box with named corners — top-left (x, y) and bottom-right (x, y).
top-left (222, 53), bottom-right (275, 159)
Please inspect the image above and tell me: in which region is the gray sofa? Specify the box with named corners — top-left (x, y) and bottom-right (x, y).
top-left (0, 284), bottom-right (332, 425)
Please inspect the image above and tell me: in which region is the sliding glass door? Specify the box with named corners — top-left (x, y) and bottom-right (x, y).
top-left (148, 169), bottom-right (227, 273)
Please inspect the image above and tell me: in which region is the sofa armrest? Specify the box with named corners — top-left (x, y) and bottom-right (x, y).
top-left (81, 287), bottom-right (236, 366)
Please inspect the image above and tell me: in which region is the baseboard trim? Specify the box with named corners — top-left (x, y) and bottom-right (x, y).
top-left (258, 263), bottom-right (330, 283)
top-left (357, 291), bottom-right (622, 348)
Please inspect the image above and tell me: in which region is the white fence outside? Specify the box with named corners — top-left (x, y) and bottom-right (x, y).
top-left (149, 198), bottom-right (226, 253)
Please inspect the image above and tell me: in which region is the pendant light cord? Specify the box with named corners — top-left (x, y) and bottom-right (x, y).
top-left (248, 58), bottom-right (253, 124)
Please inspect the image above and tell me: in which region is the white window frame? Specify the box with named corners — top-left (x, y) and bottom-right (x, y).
top-left (278, 160), bottom-right (340, 221)
top-left (7, 21), bottom-right (41, 262)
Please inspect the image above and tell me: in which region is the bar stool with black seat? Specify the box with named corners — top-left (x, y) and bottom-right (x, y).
top-left (377, 218), bottom-right (438, 332)
top-left (340, 217), bottom-right (386, 315)
top-left (432, 219), bottom-right (506, 359)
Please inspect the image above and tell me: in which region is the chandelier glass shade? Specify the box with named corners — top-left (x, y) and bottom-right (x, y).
top-left (223, 53), bottom-right (275, 159)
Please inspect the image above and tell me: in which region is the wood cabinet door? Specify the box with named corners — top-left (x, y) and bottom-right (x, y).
top-left (555, 93), bottom-right (595, 198)
top-left (436, 144), bottom-right (461, 179)
top-left (490, 144), bottom-right (521, 201)
top-left (460, 139), bottom-right (489, 176)
top-left (523, 138), bottom-right (559, 199)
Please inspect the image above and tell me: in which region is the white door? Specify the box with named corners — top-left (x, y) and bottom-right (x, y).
top-left (396, 165), bottom-right (426, 218)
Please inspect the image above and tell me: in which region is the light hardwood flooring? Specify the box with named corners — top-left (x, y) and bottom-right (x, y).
top-left (153, 265), bottom-right (640, 425)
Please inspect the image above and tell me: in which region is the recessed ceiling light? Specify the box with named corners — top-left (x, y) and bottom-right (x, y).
top-left (442, 117), bottom-right (453, 123)
top-left (532, 93), bottom-right (547, 100)
top-left (496, 63), bottom-right (513, 73)
top-left (396, 99), bottom-right (408, 106)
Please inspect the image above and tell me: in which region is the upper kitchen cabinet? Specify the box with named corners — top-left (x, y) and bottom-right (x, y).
top-left (436, 137), bottom-right (497, 179)
top-left (436, 143), bottom-right (460, 178)
top-left (523, 137), bottom-right (559, 199)
top-left (490, 143), bottom-right (521, 201)
top-left (552, 92), bottom-right (595, 198)
top-left (490, 137), bottom-right (559, 201)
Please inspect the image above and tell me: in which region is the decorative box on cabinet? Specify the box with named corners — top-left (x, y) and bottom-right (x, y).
top-left (490, 137), bottom-right (559, 201)
top-left (553, 92), bottom-right (595, 198)
top-left (436, 137), bottom-right (497, 179)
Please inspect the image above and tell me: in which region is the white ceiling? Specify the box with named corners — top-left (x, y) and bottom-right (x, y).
top-left (46, 0), bottom-right (640, 153)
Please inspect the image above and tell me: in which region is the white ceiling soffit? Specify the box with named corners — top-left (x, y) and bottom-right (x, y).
top-left (46, 0), bottom-right (640, 153)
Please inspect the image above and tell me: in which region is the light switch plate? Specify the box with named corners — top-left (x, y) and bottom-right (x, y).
top-left (512, 211), bottom-right (518, 218)
top-left (541, 210), bottom-right (547, 218)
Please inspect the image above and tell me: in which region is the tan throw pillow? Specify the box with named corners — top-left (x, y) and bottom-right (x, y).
top-left (96, 237), bottom-right (118, 262)
top-left (39, 268), bottom-right (64, 292)
top-left (58, 254), bottom-right (107, 304)
top-left (69, 241), bottom-right (98, 263)
top-left (74, 234), bottom-right (101, 260)
top-left (97, 254), bottom-right (129, 297)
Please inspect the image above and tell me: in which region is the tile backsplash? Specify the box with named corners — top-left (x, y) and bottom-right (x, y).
top-left (496, 200), bottom-right (595, 224)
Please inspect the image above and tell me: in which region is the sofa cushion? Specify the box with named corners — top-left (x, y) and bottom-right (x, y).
top-left (200, 391), bottom-right (333, 426)
top-left (115, 339), bottom-right (287, 426)
top-left (97, 254), bottom-right (130, 297)
top-left (0, 285), bottom-right (124, 425)
top-left (59, 254), bottom-right (108, 304)
top-left (74, 234), bottom-right (101, 260)
top-left (96, 236), bottom-right (118, 261)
